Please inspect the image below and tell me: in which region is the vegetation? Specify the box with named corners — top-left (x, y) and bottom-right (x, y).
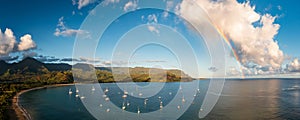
top-left (0, 70), bottom-right (74, 120)
top-left (73, 67), bottom-right (193, 83)
top-left (0, 57), bottom-right (193, 119)
top-left (0, 89), bottom-right (12, 120)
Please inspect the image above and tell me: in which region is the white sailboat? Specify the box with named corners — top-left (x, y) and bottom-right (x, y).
top-left (102, 94), bottom-right (107, 98)
top-left (122, 94), bottom-right (127, 98)
top-left (160, 101), bottom-right (163, 109)
top-left (91, 86), bottom-right (95, 91)
top-left (68, 89), bottom-right (72, 95)
top-left (104, 88), bottom-right (109, 93)
top-left (122, 102), bottom-right (126, 110)
top-left (105, 97), bottom-right (110, 101)
top-left (182, 96), bottom-right (186, 103)
top-left (127, 102), bottom-right (130, 106)
top-left (80, 96), bottom-right (85, 99)
top-left (144, 99), bottom-right (148, 105)
top-left (137, 108), bottom-right (140, 114)
top-left (122, 88), bottom-right (128, 98)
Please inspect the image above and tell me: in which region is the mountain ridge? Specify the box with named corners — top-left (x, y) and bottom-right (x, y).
top-left (0, 58), bottom-right (193, 82)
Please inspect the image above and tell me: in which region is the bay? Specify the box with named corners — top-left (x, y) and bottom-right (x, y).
top-left (19, 79), bottom-right (300, 120)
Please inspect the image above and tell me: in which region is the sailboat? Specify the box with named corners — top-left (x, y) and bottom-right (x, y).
top-left (104, 88), bottom-right (109, 93)
top-left (137, 107), bottom-right (140, 114)
top-left (102, 94), bottom-right (107, 98)
top-left (68, 89), bottom-right (72, 95)
top-left (91, 86), bottom-right (95, 91)
top-left (80, 96), bottom-right (85, 99)
top-left (160, 101), bottom-right (163, 109)
top-left (182, 96), bottom-right (186, 103)
top-left (122, 102), bottom-right (126, 110)
top-left (144, 99), bottom-right (148, 105)
top-left (122, 89), bottom-right (128, 98)
top-left (127, 102), bottom-right (130, 106)
top-left (122, 94), bottom-right (127, 98)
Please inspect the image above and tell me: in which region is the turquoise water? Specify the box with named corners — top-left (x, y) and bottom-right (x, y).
top-left (19, 79), bottom-right (300, 120)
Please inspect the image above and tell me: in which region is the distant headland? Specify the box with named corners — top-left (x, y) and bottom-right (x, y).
top-left (0, 57), bottom-right (193, 83)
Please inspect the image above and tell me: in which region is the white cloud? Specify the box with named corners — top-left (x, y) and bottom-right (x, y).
top-left (89, 9), bottom-right (96, 15)
top-left (0, 28), bottom-right (16, 55)
top-left (102, 0), bottom-right (120, 6)
top-left (35, 55), bottom-right (60, 63)
top-left (163, 1), bottom-right (175, 18)
top-left (179, 0), bottom-right (284, 73)
top-left (72, 0), bottom-right (96, 10)
top-left (0, 28), bottom-right (37, 56)
top-left (141, 15), bottom-right (145, 20)
top-left (22, 51), bottom-right (37, 58)
top-left (147, 14), bottom-right (158, 24)
top-left (147, 25), bottom-right (160, 34)
top-left (54, 28), bottom-right (87, 37)
top-left (102, 60), bottom-right (112, 65)
top-left (145, 14), bottom-right (160, 34)
top-left (208, 67), bottom-right (218, 72)
top-left (143, 60), bottom-right (167, 63)
top-left (54, 17), bottom-right (88, 37)
top-left (227, 67), bottom-right (241, 76)
top-left (277, 5), bottom-right (282, 10)
top-left (18, 34), bottom-right (36, 51)
top-left (71, 0), bottom-right (121, 11)
top-left (123, 0), bottom-right (138, 12)
top-left (286, 58), bottom-right (300, 72)
top-left (0, 55), bottom-right (19, 62)
top-left (79, 57), bottom-right (101, 63)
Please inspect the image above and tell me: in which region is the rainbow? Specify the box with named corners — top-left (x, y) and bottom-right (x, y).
top-left (212, 23), bottom-right (245, 79)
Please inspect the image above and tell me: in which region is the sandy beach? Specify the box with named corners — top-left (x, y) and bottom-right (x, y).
top-left (12, 84), bottom-right (75, 120)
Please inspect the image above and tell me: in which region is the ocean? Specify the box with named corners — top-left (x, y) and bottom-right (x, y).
top-left (19, 79), bottom-right (300, 120)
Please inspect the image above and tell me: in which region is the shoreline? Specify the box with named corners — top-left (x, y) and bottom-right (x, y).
top-left (12, 83), bottom-right (75, 120)
top-left (10, 81), bottom-right (192, 120)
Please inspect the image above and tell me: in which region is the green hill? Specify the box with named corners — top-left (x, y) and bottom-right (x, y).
top-left (0, 58), bottom-right (193, 83)
top-left (9, 57), bottom-right (49, 74)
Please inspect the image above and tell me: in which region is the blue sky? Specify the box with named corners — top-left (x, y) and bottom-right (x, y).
top-left (0, 0), bottom-right (299, 78)
top-left (0, 0), bottom-right (75, 57)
